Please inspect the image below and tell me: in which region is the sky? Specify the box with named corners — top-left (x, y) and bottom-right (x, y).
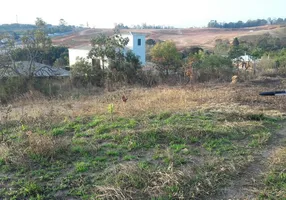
top-left (1, 0), bottom-right (286, 28)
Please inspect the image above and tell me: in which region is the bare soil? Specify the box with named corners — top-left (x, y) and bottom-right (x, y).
top-left (52, 25), bottom-right (283, 49)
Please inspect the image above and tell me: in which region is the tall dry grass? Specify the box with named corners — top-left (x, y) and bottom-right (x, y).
top-left (1, 82), bottom-right (285, 123)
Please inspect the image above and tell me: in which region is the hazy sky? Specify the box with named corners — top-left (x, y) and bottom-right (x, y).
top-left (1, 0), bottom-right (285, 28)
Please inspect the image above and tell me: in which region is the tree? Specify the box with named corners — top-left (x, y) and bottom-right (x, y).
top-left (150, 41), bottom-right (182, 76)
top-left (71, 58), bottom-right (104, 86)
top-left (35, 18), bottom-right (46, 29)
top-left (232, 38), bottom-right (240, 47)
top-left (87, 32), bottom-right (145, 85)
top-left (88, 33), bottom-right (129, 69)
top-left (0, 18), bottom-right (52, 78)
top-left (59, 19), bottom-right (67, 27)
top-left (108, 50), bottom-right (141, 84)
top-left (146, 39), bottom-right (156, 46)
top-left (181, 46), bottom-right (204, 59)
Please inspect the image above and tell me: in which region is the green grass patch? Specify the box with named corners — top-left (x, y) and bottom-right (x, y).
top-left (1, 110), bottom-right (283, 199)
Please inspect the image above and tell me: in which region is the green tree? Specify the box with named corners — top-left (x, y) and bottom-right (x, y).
top-left (71, 58), bottom-right (104, 87)
top-left (59, 19), bottom-right (67, 27)
top-left (232, 38), bottom-right (240, 47)
top-left (150, 41), bottom-right (182, 76)
top-left (194, 54), bottom-right (233, 82)
top-left (88, 33), bottom-right (129, 69)
top-left (146, 39), bottom-right (156, 46)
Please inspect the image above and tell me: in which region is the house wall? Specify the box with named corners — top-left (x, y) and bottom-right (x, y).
top-left (124, 35), bottom-right (134, 49)
top-left (69, 49), bottom-right (91, 66)
top-left (132, 35), bottom-right (146, 65)
top-left (69, 33), bottom-right (146, 67)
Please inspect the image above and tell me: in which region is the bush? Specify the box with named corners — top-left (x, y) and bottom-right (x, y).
top-left (194, 54), bottom-right (234, 82)
top-left (71, 58), bottom-right (104, 87)
top-left (136, 70), bottom-right (159, 87)
top-left (33, 78), bottom-right (60, 96)
top-left (0, 77), bottom-right (28, 104)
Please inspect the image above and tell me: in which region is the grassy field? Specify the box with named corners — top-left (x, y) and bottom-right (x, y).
top-left (1, 82), bottom-right (286, 199)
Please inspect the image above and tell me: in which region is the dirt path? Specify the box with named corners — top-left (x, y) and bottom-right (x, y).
top-left (210, 122), bottom-right (286, 200)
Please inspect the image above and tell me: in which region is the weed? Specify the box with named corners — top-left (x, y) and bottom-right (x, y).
top-left (123, 155), bottom-right (137, 161)
top-left (108, 103), bottom-right (115, 121)
top-left (170, 144), bottom-right (186, 153)
top-left (20, 181), bottom-right (43, 197)
top-left (52, 127), bottom-right (65, 136)
top-left (75, 162), bottom-right (89, 173)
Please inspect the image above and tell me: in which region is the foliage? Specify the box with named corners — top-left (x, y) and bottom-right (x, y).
top-left (107, 104), bottom-right (115, 121)
top-left (71, 58), bottom-right (104, 87)
top-left (187, 51), bottom-right (234, 82)
top-left (150, 41), bottom-right (182, 76)
top-left (108, 50), bottom-right (141, 84)
top-left (88, 33), bottom-right (142, 86)
top-left (0, 20), bottom-right (75, 35)
top-left (0, 18), bottom-right (55, 78)
top-left (11, 46), bottom-right (69, 66)
top-left (146, 39), bottom-right (156, 46)
top-left (232, 37), bottom-right (239, 47)
top-left (0, 77), bottom-right (28, 103)
top-left (207, 17), bottom-right (286, 28)
top-left (181, 46), bottom-right (204, 59)
top-left (88, 33), bottom-right (129, 69)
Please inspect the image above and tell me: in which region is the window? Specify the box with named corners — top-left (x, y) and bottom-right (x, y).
top-left (137, 38), bottom-right (141, 46)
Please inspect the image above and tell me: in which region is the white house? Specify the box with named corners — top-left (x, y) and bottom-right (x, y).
top-left (232, 53), bottom-right (255, 70)
top-left (68, 32), bottom-right (146, 67)
top-left (121, 32), bottom-right (146, 65)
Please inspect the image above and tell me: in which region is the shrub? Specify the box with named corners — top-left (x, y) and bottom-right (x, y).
top-left (0, 77), bottom-right (28, 104)
top-left (194, 54), bottom-right (234, 82)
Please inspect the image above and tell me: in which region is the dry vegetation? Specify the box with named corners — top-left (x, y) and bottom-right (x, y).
top-left (1, 81), bottom-right (286, 199)
top-left (2, 82), bottom-right (286, 121)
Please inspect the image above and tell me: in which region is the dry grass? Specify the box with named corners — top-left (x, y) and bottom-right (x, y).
top-left (0, 131), bottom-right (71, 167)
top-left (2, 82), bottom-right (285, 123)
top-left (269, 147), bottom-right (286, 166)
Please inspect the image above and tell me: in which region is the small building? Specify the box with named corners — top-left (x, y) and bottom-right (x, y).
top-left (232, 54), bottom-right (255, 70)
top-left (122, 32), bottom-right (146, 65)
top-left (68, 32), bottom-right (146, 67)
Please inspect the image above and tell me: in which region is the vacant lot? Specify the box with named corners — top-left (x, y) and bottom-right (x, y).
top-left (1, 81), bottom-right (286, 199)
top-left (53, 25), bottom-right (284, 49)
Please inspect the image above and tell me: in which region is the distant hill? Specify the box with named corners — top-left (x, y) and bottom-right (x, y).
top-left (52, 25), bottom-right (286, 50)
top-left (0, 23), bottom-right (79, 35)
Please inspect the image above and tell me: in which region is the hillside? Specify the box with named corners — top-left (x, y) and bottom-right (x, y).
top-left (52, 25), bottom-right (286, 50)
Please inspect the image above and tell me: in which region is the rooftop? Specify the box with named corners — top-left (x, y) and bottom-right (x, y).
top-left (0, 61), bottom-right (70, 78)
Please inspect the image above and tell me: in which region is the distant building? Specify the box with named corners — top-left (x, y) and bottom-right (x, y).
top-left (232, 54), bottom-right (256, 70)
top-left (68, 32), bottom-right (146, 67)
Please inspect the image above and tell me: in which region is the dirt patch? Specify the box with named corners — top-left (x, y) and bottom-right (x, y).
top-left (52, 25), bottom-right (282, 49)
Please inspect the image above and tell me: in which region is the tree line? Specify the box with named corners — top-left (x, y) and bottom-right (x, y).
top-left (115, 23), bottom-right (174, 29)
top-left (208, 17), bottom-right (286, 28)
top-left (0, 19), bottom-right (77, 40)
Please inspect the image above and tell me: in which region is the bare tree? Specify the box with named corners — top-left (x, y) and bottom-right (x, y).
top-left (0, 18), bottom-right (53, 78)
